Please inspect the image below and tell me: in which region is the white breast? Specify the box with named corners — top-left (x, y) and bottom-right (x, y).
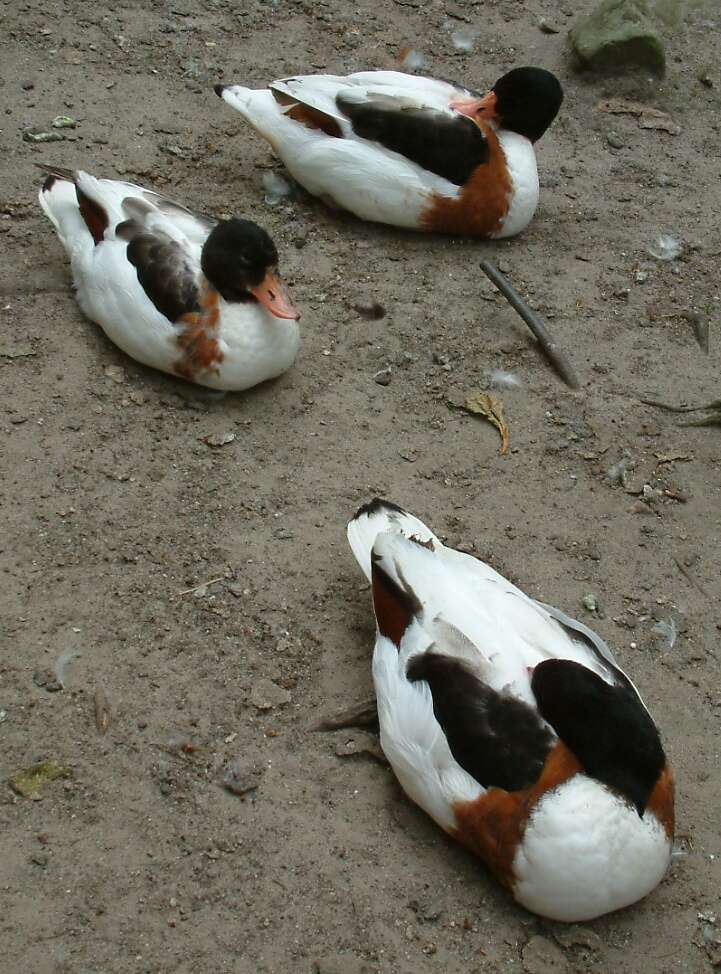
top-left (513, 776), bottom-right (672, 922)
top-left (214, 299), bottom-right (300, 391)
top-left (492, 130), bottom-right (539, 239)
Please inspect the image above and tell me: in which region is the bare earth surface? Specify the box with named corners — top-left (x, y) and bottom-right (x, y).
top-left (2, 1), bottom-right (720, 972)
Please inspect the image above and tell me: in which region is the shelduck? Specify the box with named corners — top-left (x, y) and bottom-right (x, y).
top-left (215, 66), bottom-right (563, 238)
top-left (347, 499), bottom-right (674, 921)
top-left (38, 166), bottom-right (300, 390)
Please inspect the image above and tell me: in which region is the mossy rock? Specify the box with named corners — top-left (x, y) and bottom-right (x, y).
top-left (570, 0), bottom-right (666, 75)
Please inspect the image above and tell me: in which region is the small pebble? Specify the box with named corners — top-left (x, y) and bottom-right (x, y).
top-left (104, 364), bottom-right (126, 384)
top-left (33, 670), bottom-right (62, 693)
top-left (353, 300), bottom-right (386, 320)
top-left (539, 18), bottom-right (561, 33)
top-left (250, 678), bottom-right (291, 710)
top-left (222, 759), bottom-right (264, 797)
top-left (373, 367), bottom-right (392, 386)
top-left (409, 892), bottom-right (443, 922)
top-left (606, 131), bottom-right (624, 149)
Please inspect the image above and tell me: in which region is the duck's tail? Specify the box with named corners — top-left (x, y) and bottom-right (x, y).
top-left (346, 498), bottom-right (440, 583)
top-left (38, 167), bottom-right (115, 249)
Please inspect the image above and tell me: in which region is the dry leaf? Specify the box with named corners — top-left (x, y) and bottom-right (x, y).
top-left (642, 397), bottom-right (721, 413)
top-left (8, 760), bottom-right (71, 800)
top-left (596, 97), bottom-right (665, 117)
top-left (596, 98), bottom-right (680, 135)
top-left (310, 696), bottom-right (378, 731)
top-left (680, 413), bottom-right (721, 428)
top-left (463, 391), bottom-right (510, 455)
top-left (638, 116), bottom-right (681, 135)
top-left (334, 731), bottom-right (387, 765)
top-left (654, 452), bottom-right (692, 464)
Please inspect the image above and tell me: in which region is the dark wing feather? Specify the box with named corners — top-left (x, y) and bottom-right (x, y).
top-left (125, 230), bottom-right (200, 323)
top-left (537, 601), bottom-right (635, 691)
top-left (532, 659), bottom-right (666, 817)
top-left (336, 93), bottom-right (489, 186)
top-left (407, 653), bottom-right (554, 791)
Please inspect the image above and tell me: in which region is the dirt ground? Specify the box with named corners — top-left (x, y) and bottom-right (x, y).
top-left (2, 0), bottom-right (720, 971)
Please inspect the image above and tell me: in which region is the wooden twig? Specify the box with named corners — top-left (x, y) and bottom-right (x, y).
top-left (177, 576), bottom-right (225, 596)
top-left (479, 260), bottom-right (580, 390)
top-left (672, 556), bottom-right (710, 600)
top-left (641, 397), bottom-right (721, 413)
top-left (94, 687), bottom-right (111, 735)
top-left (309, 696), bottom-right (378, 732)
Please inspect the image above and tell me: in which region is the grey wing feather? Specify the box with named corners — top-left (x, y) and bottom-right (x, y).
top-left (536, 601), bottom-right (621, 670)
top-left (152, 197), bottom-right (217, 244)
top-left (125, 229), bottom-right (200, 323)
top-left (535, 601), bottom-right (651, 710)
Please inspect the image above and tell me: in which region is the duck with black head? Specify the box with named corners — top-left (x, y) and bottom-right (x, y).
top-left (215, 65), bottom-right (563, 238)
top-left (38, 166), bottom-right (300, 391)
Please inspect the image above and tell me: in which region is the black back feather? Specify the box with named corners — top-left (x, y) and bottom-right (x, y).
top-left (532, 659), bottom-right (666, 815)
top-left (407, 652), bottom-right (554, 791)
top-left (337, 94), bottom-right (489, 185)
top-left (126, 231), bottom-right (200, 323)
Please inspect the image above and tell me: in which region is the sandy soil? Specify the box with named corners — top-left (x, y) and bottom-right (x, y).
top-left (2, 1), bottom-right (720, 972)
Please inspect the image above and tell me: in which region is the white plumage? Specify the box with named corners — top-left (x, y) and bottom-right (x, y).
top-left (347, 500), bottom-right (673, 921)
top-left (38, 170), bottom-right (300, 391)
top-left (219, 78), bottom-right (460, 229)
top-left (216, 69), bottom-right (550, 238)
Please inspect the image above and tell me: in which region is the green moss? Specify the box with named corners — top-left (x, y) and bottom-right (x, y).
top-left (570, 0), bottom-right (666, 74)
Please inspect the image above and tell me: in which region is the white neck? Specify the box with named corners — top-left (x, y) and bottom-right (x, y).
top-left (492, 130), bottom-right (540, 239)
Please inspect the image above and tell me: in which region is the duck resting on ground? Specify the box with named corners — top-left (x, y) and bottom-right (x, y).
top-left (215, 66), bottom-right (563, 238)
top-left (346, 499), bottom-right (674, 922)
top-left (38, 166), bottom-right (300, 391)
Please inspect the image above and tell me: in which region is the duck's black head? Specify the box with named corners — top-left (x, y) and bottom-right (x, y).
top-left (201, 218), bottom-right (300, 320)
top-left (490, 66), bottom-right (563, 143)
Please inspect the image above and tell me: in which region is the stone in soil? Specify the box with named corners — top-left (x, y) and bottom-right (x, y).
top-left (570, 0), bottom-right (665, 74)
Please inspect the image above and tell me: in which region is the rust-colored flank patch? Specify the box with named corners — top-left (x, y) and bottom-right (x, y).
top-left (452, 747), bottom-right (675, 888)
top-left (421, 122), bottom-right (511, 237)
top-left (174, 285), bottom-right (224, 382)
top-left (371, 561), bottom-right (419, 649)
top-left (452, 741), bottom-right (581, 888)
top-left (270, 87), bottom-right (343, 138)
top-left (646, 764), bottom-right (675, 840)
top-left (77, 188), bottom-right (109, 246)
top-left (285, 103), bottom-right (343, 139)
